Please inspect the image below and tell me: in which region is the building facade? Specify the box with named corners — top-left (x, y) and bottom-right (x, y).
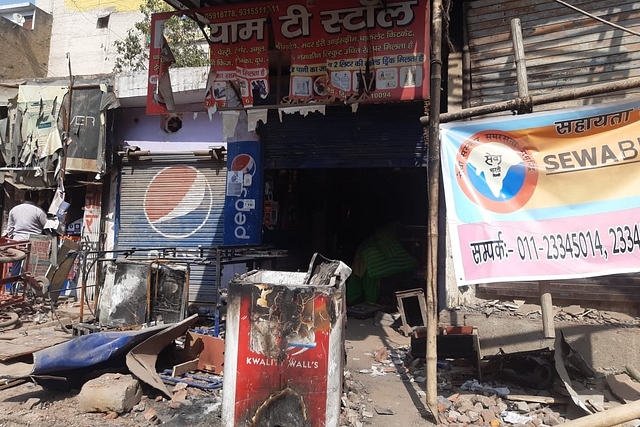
top-left (0, 3), bottom-right (52, 80)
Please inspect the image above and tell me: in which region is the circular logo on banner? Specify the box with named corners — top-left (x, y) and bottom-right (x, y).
top-left (144, 165), bottom-right (213, 238)
top-left (230, 153), bottom-right (256, 176)
top-left (455, 130), bottom-right (538, 213)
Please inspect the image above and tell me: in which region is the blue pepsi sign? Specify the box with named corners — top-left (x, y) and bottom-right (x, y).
top-left (224, 140), bottom-right (263, 245)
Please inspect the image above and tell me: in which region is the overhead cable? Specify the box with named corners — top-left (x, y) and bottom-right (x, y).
top-left (554, 0), bottom-right (640, 38)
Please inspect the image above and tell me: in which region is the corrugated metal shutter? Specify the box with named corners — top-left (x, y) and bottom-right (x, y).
top-left (117, 155), bottom-right (226, 303)
top-left (263, 102), bottom-right (427, 169)
top-left (466, 0), bottom-right (640, 111)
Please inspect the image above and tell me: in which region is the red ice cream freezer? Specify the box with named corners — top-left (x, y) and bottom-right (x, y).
top-left (221, 254), bottom-right (352, 427)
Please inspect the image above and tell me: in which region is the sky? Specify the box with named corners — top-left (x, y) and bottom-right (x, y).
top-left (0, 0), bottom-right (32, 6)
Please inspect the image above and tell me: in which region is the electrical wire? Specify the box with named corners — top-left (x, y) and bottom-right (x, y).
top-left (0, 0), bottom-right (138, 78)
top-left (553, 0), bottom-right (640, 38)
top-left (0, 33), bottom-right (59, 77)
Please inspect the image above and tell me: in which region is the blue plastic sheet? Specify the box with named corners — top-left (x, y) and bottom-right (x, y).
top-left (31, 325), bottom-right (169, 376)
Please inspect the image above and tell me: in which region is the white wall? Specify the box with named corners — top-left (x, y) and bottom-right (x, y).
top-left (35, 0), bottom-right (144, 77)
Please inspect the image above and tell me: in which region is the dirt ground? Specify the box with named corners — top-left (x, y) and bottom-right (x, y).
top-left (343, 317), bottom-right (430, 426)
top-left (0, 316), bottom-right (426, 427)
top-left (0, 305), bottom-right (639, 427)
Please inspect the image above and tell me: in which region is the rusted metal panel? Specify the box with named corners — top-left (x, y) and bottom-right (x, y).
top-left (465, 0), bottom-right (640, 111)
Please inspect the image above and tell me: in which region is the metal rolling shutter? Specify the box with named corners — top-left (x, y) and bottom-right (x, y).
top-left (263, 102), bottom-right (427, 169)
top-left (466, 0), bottom-right (640, 112)
top-left (117, 155), bottom-right (226, 303)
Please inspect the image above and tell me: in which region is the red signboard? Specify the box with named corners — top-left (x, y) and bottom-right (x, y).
top-left (203, 6), bottom-right (273, 109)
top-left (147, 0), bottom-right (429, 114)
top-left (275, 0), bottom-right (429, 104)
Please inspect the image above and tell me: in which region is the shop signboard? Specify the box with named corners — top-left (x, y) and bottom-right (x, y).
top-left (440, 98), bottom-right (640, 286)
top-left (224, 140), bottom-right (263, 245)
top-left (147, 0), bottom-right (429, 114)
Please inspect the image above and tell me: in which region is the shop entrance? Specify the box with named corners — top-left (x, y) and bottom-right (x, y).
top-left (263, 167), bottom-right (427, 306)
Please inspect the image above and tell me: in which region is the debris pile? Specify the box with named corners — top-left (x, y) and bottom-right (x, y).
top-left (341, 335), bottom-right (640, 427)
top-left (460, 300), bottom-right (640, 327)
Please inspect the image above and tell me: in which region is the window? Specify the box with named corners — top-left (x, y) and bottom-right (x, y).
top-left (97, 15), bottom-right (109, 29)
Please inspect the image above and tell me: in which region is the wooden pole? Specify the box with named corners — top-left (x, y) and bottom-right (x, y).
top-left (422, 76), bottom-right (640, 124)
top-left (510, 20), bottom-right (556, 339)
top-left (559, 399), bottom-right (640, 427)
top-left (540, 281), bottom-right (556, 338)
top-left (426, 0), bottom-right (443, 421)
top-left (511, 18), bottom-right (529, 104)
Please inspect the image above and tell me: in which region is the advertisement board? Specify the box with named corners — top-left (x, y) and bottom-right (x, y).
top-left (440, 98), bottom-right (640, 285)
top-left (147, 0), bottom-right (429, 114)
top-left (224, 140), bottom-right (263, 245)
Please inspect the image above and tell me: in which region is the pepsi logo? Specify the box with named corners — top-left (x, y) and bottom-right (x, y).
top-left (230, 154), bottom-right (256, 176)
top-left (144, 165), bottom-right (213, 238)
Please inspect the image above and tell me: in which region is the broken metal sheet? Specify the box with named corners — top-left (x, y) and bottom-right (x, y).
top-left (481, 348), bottom-right (555, 390)
top-left (248, 388), bottom-right (310, 427)
top-left (98, 260), bottom-right (189, 328)
top-left (0, 324), bottom-right (169, 383)
top-left (126, 314), bottom-right (199, 398)
top-left (65, 87), bottom-right (107, 173)
top-left (98, 261), bottom-right (149, 327)
top-left (149, 263), bottom-right (189, 324)
top-left (554, 330), bottom-right (593, 414)
top-left (185, 332), bottom-right (225, 374)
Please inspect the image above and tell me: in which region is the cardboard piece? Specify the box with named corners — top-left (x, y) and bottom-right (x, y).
top-left (606, 373), bottom-right (640, 404)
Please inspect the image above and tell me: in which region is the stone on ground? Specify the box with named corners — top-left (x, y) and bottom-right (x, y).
top-left (77, 373), bottom-right (142, 414)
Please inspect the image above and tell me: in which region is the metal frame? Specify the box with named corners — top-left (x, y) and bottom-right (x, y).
top-left (395, 288), bottom-right (428, 336)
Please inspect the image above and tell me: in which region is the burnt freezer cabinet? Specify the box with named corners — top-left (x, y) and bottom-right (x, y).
top-left (221, 254), bottom-right (351, 427)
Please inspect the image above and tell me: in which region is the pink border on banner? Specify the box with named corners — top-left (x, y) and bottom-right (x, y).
top-left (458, 207), bottom-right (640, 282)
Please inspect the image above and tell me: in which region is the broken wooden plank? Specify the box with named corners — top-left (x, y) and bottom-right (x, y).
top-left (505, 394), bottom-right (570, 405)
top-left (0, 333), bottom-right (70, 361)
top-left (559, 398), bottom-right (640, 427)
top-left (172, 359), bottom-right (199, 377)
top-left (22, 317), bottom-right (72, 331)
top-left (626, 365), bottom-right (640, 383)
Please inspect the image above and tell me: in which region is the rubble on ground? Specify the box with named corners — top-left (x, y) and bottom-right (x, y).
top-left (340, 335), bottom-right (640, 427)
top-left (456, 299), bottom-right (640, 327)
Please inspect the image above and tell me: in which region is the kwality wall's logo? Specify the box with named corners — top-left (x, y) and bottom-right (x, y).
top-left (224, 141), bottom-right (263, 245)
top-left (455, 130), bottom-right (538, 214)
top-left (144, 165), bottom-right (213, 238)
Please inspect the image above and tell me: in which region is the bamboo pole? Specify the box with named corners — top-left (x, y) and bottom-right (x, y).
top-left (510, 19), bottom-right (557, 339)
top-left (426, 0), bottom-right (443, 421)
top-left (421, 76), bottom-right (640, 124)
top-left (559, 399), bottom-right (640, 427)
top-left (511, 18), bottom-right (530, 106)
top-left (540, 281), bottom-right (555, 338)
